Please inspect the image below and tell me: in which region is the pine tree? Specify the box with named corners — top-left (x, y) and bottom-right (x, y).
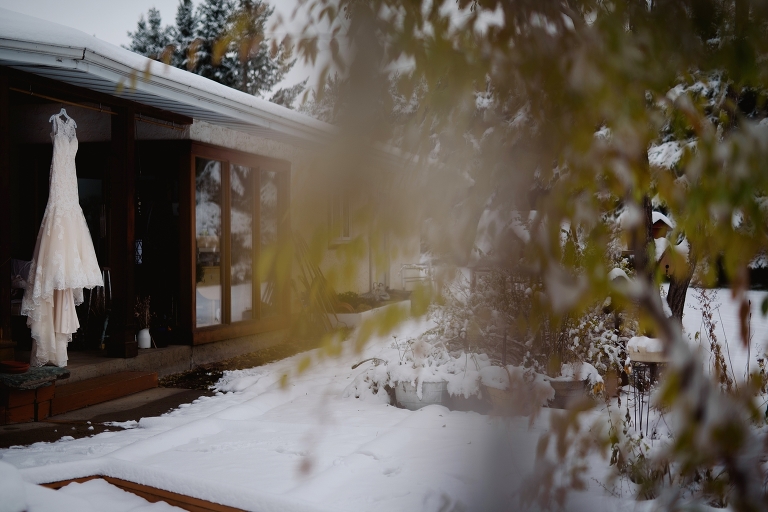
top-left (298, 73), bottom-right (347, 123)
top-left (126, 0), bottom-right (306, 107)
top-left (126, 8), bottom-right (173, 62)
top-left (196, 0), bottom-right (238, 87)
top-left (172, 0), bottom-right (198, 70)
top-left (270, 78), bottom-right (308, 108)
top-left (225, 0), bottom-right (304, 99)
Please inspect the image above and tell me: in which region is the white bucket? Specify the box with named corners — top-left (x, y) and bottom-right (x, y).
top-left (137, 328), bottom-right (152, 349)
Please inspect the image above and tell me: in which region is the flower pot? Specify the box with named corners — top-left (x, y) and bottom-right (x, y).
top-left (548, 378), bottom-right (588, 409)
top-left (485, 385), bottom-right (516, 415)
top-left (394, 381), bottom-right (450, 411)
top-left (137, 328), bottom-right (152, 349)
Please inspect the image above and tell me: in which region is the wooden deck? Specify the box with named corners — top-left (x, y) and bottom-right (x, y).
top-left (43, 476), bottom-right (245, 512)
top-left (51, 371), bottom-right (157, 416)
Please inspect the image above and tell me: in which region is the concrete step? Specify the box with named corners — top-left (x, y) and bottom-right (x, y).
top-left (51, 371), bottom-right (157, 416)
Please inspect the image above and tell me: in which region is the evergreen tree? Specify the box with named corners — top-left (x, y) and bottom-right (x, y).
top-left (126, 8), bottom-right (173, 62)
top-left (270, 78), bottom-right (308, 108)
top-left (126, 0), bottom-right (306, 106)
top-left (195, 0), bottom-right (238, 87)
top-left (229, 0), bottom-right (291, 95)
top-left (172, 0), bottom-right (198, 70)
top-left (298, 73), bottom-right (347, 123)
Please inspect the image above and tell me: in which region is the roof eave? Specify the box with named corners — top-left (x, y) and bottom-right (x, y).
top-left (0, 37), bottom-right (334, 144)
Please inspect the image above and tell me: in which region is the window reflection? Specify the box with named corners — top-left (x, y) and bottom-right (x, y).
top-left (230, 164), bottom-right (253, 321)
top-left (260, 170), bottom-right (279, 318)
top-left (195, 158), bottom-right (222, 327)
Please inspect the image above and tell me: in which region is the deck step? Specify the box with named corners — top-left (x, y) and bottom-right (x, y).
top-left (51, 371), bottom-right (158, 416)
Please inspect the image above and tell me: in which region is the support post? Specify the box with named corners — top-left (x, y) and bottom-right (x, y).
top-left (107, 107), bottom-right (137, 358)
top-left (0, 71), bottom-right (16, 359)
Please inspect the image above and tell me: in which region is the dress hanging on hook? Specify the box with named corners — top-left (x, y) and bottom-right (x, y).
top-left (22, 111), bottom-right (100, 366)
top-left (49, 108), bottom-right (77, 128)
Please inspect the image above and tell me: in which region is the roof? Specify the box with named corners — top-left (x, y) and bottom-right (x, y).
top-left (654, 237), bottom-right (689, 262)
top-left (0, 8), bottom-right (333, 145)
top-left (652, 211), bottom-right (675, 229)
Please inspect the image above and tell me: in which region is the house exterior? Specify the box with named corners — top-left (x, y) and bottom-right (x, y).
top-left (0, 10), bottom-right (419, 362)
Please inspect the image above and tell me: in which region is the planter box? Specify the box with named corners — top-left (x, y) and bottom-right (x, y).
top-left (548, 379), bottom-right (589, 409)
top-left (394, 380), bottom-right (449, 411)
top-left (485, 385), bottom-right (518, 416)
top-left (329, 300), bottom-right (411, 329)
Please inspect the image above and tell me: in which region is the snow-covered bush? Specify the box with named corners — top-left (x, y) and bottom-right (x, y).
top-left (343, 333), bottom-right (494, 403)
top-left (429, 267), bottom-right (635, 396)
top-left (428, 268), bottom-right (532, 365)
top-left (566, 304), bottom-right (637, 389)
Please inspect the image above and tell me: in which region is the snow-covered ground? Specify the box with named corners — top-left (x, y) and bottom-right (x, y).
top-left (1, 289), bottom-right (767, 512)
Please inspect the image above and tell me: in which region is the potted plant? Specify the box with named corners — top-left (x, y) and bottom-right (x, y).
top-left (547, 362), bottom-right (603, 409)
top-left (134, 296), bottom-right (153, 349)
top-left (389, 337), bottom-right (451, 410)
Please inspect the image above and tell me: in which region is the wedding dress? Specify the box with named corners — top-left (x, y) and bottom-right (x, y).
top-left (21, 113), bottom-right (103, 367)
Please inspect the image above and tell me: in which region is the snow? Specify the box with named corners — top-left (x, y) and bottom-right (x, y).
top-left (2, 460), bottom-right (183, 512)
top-left (654, 237), bottom-right (669, 262)
top-left (0, 460), bottom-right (26, 512)
top-left (2, 320), bottom-right (528, 511)
top-left (472, 208), bottom-right (534, 262)
top-left (680, 287), bottom-right (768, 383)
top-left (2, 290), bottom-right (767, 511)
top-left (628, 336), bottom-right (665, 354)
top-left (607, 267), bottom-right (629, 281)
top-left (556, 362), bottom-right (603, 385)
top-left (654, 237), bottom-right (689, 263)
top-left (648, 141), bottom-right (682, 168)
top-left (616, 203), bottom-right (643, 229)
top-left (102, 421), bottom-right (139, 430)
top-left (651, 211), bottom-right (675, 229)
top-left (750, 252), bottom-right (768, 269)
top-left (30, 479), bottom-right (185, 512)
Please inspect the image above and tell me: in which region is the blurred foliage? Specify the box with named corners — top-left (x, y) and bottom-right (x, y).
top-left (283, 0), bottom-right (768, 509)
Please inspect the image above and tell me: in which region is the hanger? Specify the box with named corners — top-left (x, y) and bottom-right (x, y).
top-left (49, 107), bottom-right (77, 128)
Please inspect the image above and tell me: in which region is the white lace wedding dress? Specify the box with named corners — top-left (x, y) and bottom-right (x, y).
top-left (21, 114), bottom-right (103, 367)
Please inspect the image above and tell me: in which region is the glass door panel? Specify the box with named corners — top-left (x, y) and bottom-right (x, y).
top-left (230, 164), bottom-right (254, 321)
top-left (259, 169), bottom-right (279, 318)
top-left (195, 157), bottom-right (222, 327)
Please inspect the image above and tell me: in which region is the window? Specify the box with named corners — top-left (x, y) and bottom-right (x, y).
top-left (191, 143), bottom-right (289, 341)
top-left (329, 192), bottom-right (350, 243)
top-left (195, 157), bottom-right (223, 327)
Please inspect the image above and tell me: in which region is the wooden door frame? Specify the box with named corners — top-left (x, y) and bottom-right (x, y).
top-left (186, 142), bottom-right (291, 345)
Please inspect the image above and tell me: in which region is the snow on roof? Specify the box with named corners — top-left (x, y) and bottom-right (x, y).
top-left (749, 252), bottom-right (768, 269)
top-left (652, 211), bottom-right (675, 229)
top-left (0, 8), bottom-right (334, 144)
top-left (654, 237), bottom-right (689, 262)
